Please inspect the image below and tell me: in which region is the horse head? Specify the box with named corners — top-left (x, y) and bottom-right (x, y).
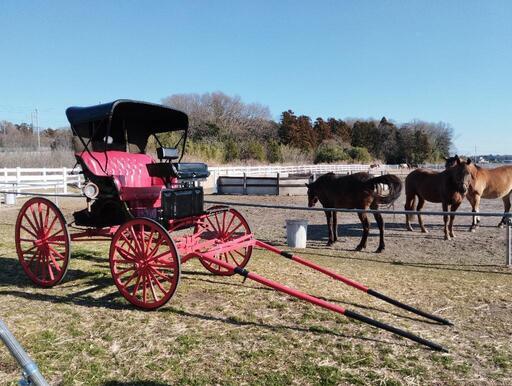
top-left (444, 154), bottom-right (461, 169)
top-left (305, 182), bottom-right (319, 207)
top-left (448, 157), bottom-right (473, 194)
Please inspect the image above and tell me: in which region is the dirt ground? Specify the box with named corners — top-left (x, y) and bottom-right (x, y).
top-left (0, 191), bottom-right (511, 385)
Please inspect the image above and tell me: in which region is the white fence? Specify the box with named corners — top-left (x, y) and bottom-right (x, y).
top-left (0, 167), bottom-right (82, 194)
top-left (0, 163), bottom-right (433, 196)
top-left (206, 163), bottom-right (414, 193)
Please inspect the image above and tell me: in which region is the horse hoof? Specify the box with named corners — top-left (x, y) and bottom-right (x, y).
top-left (326, 241), bottom-right (334, 247)
top-left (355, 245), bottom-right (364, 251)
top-left (421, 229), bottom-right (429, 234)
top-left (469, 228), bottom-right (476, 232)
top-left (498, 224), bottom-right (504, 229)
top-left (375, 247), bottom-right (384, 253)
top-left (406, 227), bottom-right (414, 232)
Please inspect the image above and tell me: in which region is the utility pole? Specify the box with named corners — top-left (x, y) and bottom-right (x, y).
top-left (35, 108), bottom-right (40, 151)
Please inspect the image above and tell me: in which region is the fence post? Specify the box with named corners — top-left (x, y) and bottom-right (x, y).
top-left (16, 167), bottom-right (21, 194)
top-left (507, 217), bottom-right (511, 267)
top-left (62, 167), bottom-right (68, 194)
top-left (276, 172), bottom-right (280, 196)
top-left (0, 319), bottom-right (50, 386)
top-left (243, 173), bottom-right (247, 195)
top-left (42, 168), bottom-right (47, 185)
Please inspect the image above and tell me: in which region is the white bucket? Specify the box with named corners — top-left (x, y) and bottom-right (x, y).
top-left (286, 219), bottom-right (308, 248)
top-left (4, 193), bottom-right (16, 205)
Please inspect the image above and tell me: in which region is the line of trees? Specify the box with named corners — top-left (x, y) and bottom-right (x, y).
top-left (1, 92), bottom-right (454, 166)
top-left (161, 92), bottom-right (453, 164)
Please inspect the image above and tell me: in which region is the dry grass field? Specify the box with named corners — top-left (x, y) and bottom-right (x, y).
top-left (0, 193), bottom-right (511, 385)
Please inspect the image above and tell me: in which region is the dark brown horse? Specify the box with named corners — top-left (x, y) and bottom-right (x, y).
top-left (405, 156), bottom-right (472, 239)
top-left (445, 155), bottom-right (512, 231)
top-left (306, 172), bottom-right (402, 253)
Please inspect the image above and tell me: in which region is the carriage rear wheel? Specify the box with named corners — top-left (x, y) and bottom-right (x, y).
top-left (15, 197), bottom-right (70, 287)
top-left (197, 206), bottom-right (253, 276)
top-left (109, 218), bottom-right (181, 310)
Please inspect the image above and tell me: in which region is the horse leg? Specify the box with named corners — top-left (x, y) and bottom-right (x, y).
top-left (325, 210), bottom-right (334, 246)
top-left (372, 205), bottom-right (385, 253)
top-left (468, 192), bottom-right (480, 232)
top-left (417, 197), bottom-right (428, 233)
top-left (333, 210), bottom-right (338, 242)
top-left (405, 194), bottom-right (416, 231)
top-left (498, 193), bottom-right (511, 228)
top-left (448, 202), bottom-right (461, 238)
top-left (442, 202), bottom-right (450, 240)
top-left (356, 212), bottom-right (370, 251)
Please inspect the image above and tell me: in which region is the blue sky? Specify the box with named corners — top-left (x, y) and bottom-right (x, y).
top-left (0, 0), bottom-right (510, 155)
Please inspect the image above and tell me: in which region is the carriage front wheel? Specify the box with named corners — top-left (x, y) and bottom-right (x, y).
top-left (15, 197), bottom-right (71, 287)
top-left (109, 218), bottom-right (181, 310)
top-left (197, 206), bottom-right (253, 276)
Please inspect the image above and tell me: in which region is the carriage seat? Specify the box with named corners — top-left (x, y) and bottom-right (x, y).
top-left (78, 151), bottom-right (164, 202)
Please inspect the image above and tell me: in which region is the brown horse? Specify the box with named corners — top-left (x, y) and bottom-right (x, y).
top-left (405, 156), bottom-right (472, 240)
top-left (445, 156), bottom-right (512, 231)
top-left (306, 172), bottom-right (402, 253)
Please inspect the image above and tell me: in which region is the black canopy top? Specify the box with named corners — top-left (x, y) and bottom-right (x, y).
top-left (66, 100), bottom-right (188, 152)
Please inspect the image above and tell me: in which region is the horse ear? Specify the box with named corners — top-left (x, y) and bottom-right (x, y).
top-left (305, 183), bottom-right (310, 188)
top-left (466, 158), bottom-right (472, 165)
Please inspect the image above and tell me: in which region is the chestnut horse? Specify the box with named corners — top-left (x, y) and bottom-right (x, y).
top-left (405, 157), bottom-right (472, 240)
top-left (445, 156), bottom-right (512, 231)
top-left (306, 172), bottom-right (402, 253)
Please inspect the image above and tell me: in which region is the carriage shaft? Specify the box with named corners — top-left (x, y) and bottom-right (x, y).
top-left (195, 254), bottom-right (447, 352)
top-left (255, 240), bottom-right (452, 325)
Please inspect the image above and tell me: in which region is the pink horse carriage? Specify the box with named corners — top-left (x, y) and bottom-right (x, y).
top-left (14, 100), bottom-right (450, 351)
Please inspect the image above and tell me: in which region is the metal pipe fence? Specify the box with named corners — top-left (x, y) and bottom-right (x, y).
top-left (204, 200), bottom-right (512, 267)
top-left (0, 319), bottom-right (49, 386)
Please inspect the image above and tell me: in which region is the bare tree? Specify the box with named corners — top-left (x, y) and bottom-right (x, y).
top-left (162, 91), bottom-right (274, 140)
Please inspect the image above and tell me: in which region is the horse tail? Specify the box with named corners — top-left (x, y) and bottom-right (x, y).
top-left (366, 174), bottom-right (403, 205)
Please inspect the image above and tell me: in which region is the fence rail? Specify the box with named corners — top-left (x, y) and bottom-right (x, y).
top-left (0, 167), bottom-right (82, 194)
top-left (205, 199), bottom-right (512, 267)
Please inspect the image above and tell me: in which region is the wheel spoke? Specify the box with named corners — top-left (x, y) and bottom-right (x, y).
top-left (150, 267), bottom-right (173, 282)
top-left (21, 245), bottom-right (37, 254)
top-left (131, 274), bottom-right (142, 297)
top-left (129, 227), bottom-right (144, 256)
top-left (20, 225), bottom-right (38, 239)
top-left (214, 212), bottom-right (222, 234)
top-left (224, 222), bottom-right (243, 239)
top-left (148, 270), bottom-right (166, 296)
top-left (228, 251), bottom-right (241, 266)
top-left (146, 237), bottom-right (165, 260)
top-left (117, 268), bottom-right (138, 285)
top-left (29, 205), bottom-right (42, 233)
top-left (38, 202), bottom-right (44, 235)
top-left (115, 245), bottom-right (138, 262)
top-left (148, 273), bottom-right (159, 302)
top-left (44, 205), bottom-right (51, 228)
top-left (48, 245), bottom-right (66, 261)
top-left (145, 229), bottom-right (155, 255)
top-left (46, 215), bottom-right (59, 235)
top-left (48, 253), bottom-right (63, 272)
top-left (47, 228), bottom-right (64, 241)
top-left (23, 213), bottom-right (40, 235)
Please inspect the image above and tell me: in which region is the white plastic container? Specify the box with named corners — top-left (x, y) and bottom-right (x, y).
top-left (286, 219), bottom-right (308, 248)
top-left (4, 193), bottom-right (16, 205)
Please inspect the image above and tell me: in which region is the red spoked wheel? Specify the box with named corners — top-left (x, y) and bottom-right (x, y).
top-left (197, 206), bottom-right (253, 276)
top-left (15, 197), bottom-right (70, 287)
top-left (109, 218), bottom-right (181, 310)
